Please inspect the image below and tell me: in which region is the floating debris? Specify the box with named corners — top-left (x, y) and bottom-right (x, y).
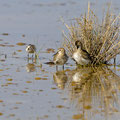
top-left (46, 48), bottom-right (55, 53)
top-left (72, 114), bottom-right (83, 119)
top-left (2, 33), bottom-right (9, 36)
top-left (16, 42), bottom-right (26, 46)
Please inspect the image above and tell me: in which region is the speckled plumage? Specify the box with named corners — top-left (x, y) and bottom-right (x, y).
top-left (26, 44), bottom-right (36, 59)
top-left (53, 48), bottom-right (68, 65)
top-left (72, 41), bottom-right (91, 65)
top-left (26, 44), bottom-right (36, 53)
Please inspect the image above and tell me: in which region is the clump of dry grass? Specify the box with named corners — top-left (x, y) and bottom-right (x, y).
top-left (62, 3), bottom-right (120, 65)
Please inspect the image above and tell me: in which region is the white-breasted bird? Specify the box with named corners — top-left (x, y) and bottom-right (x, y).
top-left (26, 44), bottom-right (36, 58)
top-left (72, 41), bottom-right (91, 65)
top-left (45, 48), bottom-right (68, 69)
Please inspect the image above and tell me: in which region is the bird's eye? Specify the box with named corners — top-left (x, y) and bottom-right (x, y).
top-left (28, 47), bottom-right (30, 50)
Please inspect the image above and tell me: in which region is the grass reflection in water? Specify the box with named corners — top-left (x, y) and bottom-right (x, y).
top-left (53, 66), bottom-right (120, 119)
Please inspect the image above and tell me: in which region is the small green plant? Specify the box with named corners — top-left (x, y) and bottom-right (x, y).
top-left (34, 50), bottom-right (42, 68)
top-left (62, 3), bottom-right (120, 65)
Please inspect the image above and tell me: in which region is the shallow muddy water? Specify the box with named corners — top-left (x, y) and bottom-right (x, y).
top-left (0, 0), bottom-right (120, 120)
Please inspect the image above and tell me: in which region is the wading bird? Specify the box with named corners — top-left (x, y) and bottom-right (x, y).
top-left (45, 48), bottom-right (68, 70)
top-left (26, 44), bottom-right (36, 59)
top-left (72, 40), bottom-right (91, 65)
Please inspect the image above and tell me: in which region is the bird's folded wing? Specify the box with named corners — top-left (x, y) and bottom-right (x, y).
top-left (81, 50), bottom-right (91, 60)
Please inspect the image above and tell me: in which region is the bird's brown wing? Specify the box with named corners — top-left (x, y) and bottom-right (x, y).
top-left (31, 45), bottom-right (36, 52)
top-left (81, 50), bottom-right (91, 60)
top-left (53, 52), bottom-right (59, 62)
top-left (53, 52), bottom-right (58, 56)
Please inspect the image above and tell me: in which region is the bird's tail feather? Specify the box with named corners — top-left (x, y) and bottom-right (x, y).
top-left (44, 62), bottom-right (55, 65)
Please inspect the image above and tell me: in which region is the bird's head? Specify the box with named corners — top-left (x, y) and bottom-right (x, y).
top-left (58, 48), bottom-right (66, 54)
top-left (75, 40), bottom-right (83, 49)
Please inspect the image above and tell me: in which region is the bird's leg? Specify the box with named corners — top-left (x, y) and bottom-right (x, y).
top-left (32, 54), bottom-right (34, 59)
top-left (113, 57), bottom-right (116, 70)
top-left (62, 65), bottom-right (64, 70)
top-left (32, 54), bottom-right (34, 62)
top-left (27, 53), bottom-right (29, 58)
top-left (114, 57), bottom-right (116, 66)
top-left (27, 53), bottom-right (29, 62)
top-left (56, 65), bottom-right (58, 71)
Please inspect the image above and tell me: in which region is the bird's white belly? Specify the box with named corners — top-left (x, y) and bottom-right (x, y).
top-left (73, 52), bottom-right (81, 62)
top-left (73, 52), bottom-right (90, 65)
top-left (72, 72), bottom-right (82, 82)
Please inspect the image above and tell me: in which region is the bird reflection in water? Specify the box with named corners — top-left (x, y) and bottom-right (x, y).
top-left (26, 63), bottom-right (36, 72)
top-left (53, 70), bottom-right (68, 89)
top-left (54, 66), bottom-right (120, 120)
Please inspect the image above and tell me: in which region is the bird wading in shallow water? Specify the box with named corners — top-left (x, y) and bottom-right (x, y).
top-left (45, 48), bottom-right (68, 70)
top-left (26, 44), bottom-right (36, 60)
top-left (72, 40), bottom-right (91, 66)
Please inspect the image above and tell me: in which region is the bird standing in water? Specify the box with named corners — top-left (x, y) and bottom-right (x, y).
top-left (45, 48), bottom-right (68, 70)
top-left (53, 48), bottom-right (68, 70)
top-left (26, 44), bottom-right (36, 59)
top-left (72, 40), bottom-right (91, 65)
